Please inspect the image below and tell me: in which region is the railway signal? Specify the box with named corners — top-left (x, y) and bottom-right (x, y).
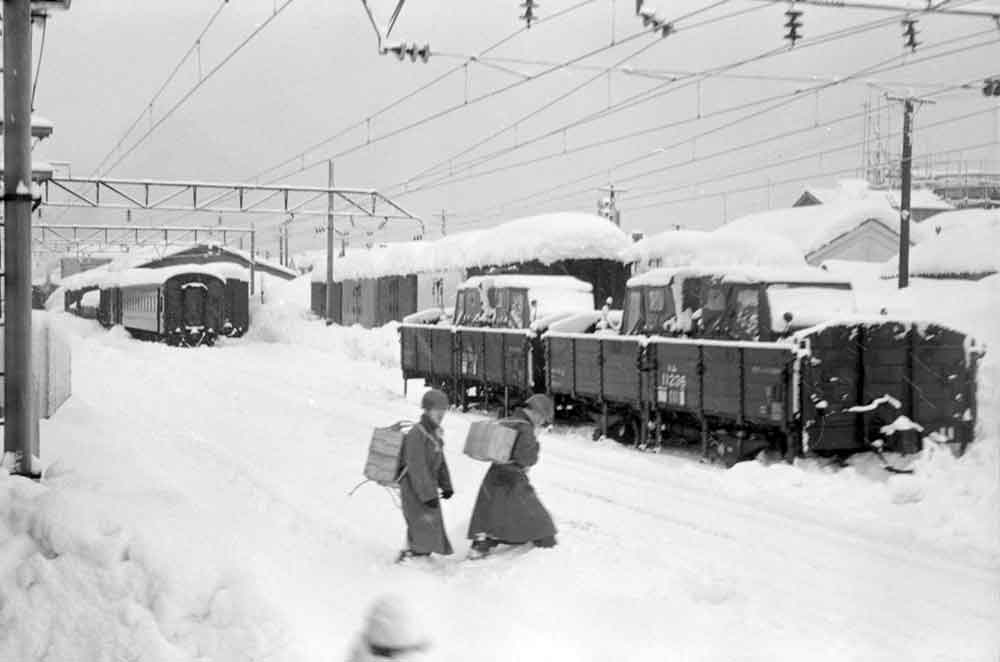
top-left (902, 18), bottom-right (919, 52)
top-left (784, 6), bottom-right (803, 46)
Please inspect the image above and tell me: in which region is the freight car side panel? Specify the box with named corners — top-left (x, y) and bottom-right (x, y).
top-left (742, 347), bottom-right (792, 425)
top-left (546, 336), bottom-right (575, 394)
top-left (912, 325), bottom-right (975, 442)
top-left (648, 341), bottom-right (700, 413)
top-left (799, 324), bottom-right (861, 451)
top-left (399, 275), bottom-right (418, 322)
top-left (360, 279), bottom-right (378, 328)
top-left (602, 338), bottom-right (642, 403)
top-left (797, 320), bottom-right (979, 454)
top-left (702, 345), bottom-right (741, 417)
top-left (458, 329), bottom-right (485, 382)
top-left (574, 337), bottom-right (604, 398)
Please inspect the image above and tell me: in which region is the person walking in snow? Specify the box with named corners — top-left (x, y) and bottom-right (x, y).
top-left (467, 394), bottom-right (558, 558)
top-left (397, 388), bottom-right (454, 563)
top-left (346, 593), bottom-right (431, 662)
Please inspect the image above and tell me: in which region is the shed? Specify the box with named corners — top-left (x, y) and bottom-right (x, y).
top-left (717, 201), bottom-right (926, 265)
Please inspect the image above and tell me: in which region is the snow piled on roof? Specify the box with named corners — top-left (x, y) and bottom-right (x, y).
top-left (717, 201), bottom-right (921, 255)
top-left (882, 223), bottom-right (1000, 279)
top-left (622, 229), bottom-right (805, 270)
top-left (310, 213), bottom-right (629, 280)
top-left (628, 264), bottom-right (851, 288)
top-left (799, 179), bottom-right (952, 210)
top-left (460, 274), bottom-right (593, 293)
top-left (920, 208), bottom-right (1000, 236)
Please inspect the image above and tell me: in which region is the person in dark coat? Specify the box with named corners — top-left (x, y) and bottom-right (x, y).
top-left (467, 394), bottom-right (558, 558)
top-left (397, 389), bottom-right (455, 563)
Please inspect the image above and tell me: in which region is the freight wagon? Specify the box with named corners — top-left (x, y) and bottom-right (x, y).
top-left (401, 267), bottom-right (982, 465)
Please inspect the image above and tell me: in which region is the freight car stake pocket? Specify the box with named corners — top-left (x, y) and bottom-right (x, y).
top-left (463, 419), bottom-right (521, 463)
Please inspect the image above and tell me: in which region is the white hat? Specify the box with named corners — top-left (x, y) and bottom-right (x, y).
top-left (363, 594), bottom-right (430, 651)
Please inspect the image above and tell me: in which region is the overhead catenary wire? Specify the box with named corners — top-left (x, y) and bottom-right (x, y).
top-left (250, 0), bottom-right (602, 184)
top-left (98, 0), bottom-right (298, 178)
top-left (90, 0), bottom-right (231, 178)
top-left (444, 28), bottom-right (999, 227)
top-left (399, 11), bottom-right (994, 198)
top-left (619, 139), bottom-right (1000, 215)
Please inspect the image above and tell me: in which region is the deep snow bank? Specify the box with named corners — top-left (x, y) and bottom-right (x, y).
top-left (243, 275), bottom-right (400, 369)
top-left (0, 469), bottom-right (285, 662)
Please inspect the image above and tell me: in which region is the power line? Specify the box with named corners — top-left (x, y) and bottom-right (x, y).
top-left (91, 0), bottom-right (231, 178)
top-left (99, 0), bottom-right (297, 177)
top-left (444, 26), bottom-right (999, 225)
top-left (400, 1), bottom-right (775, 189)
top-left (621, 139), bottom-right (1000, 214)
top-left (389, 7), bottom-right (925, 194)
top-left (622, 105), bottom-right (996, 207)
top-left (30, 17), bottom-right (48, 111)
top-left (250, 0), bottom-right (601, 184)
top-left (138, 0), bottom-right (601, 234)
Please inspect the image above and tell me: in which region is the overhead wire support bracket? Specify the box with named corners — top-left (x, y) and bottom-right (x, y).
top-left (40, 176), bottom-right (425, 233)
top-left (747, 0), bottom-right (1000, 19)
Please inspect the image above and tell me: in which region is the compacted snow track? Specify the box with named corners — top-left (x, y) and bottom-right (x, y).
top-left (14, 312), bottom-right (994, 662)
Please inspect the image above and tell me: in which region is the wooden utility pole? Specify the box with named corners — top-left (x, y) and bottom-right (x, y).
top-left (887, 94), bottom-right (934, 289)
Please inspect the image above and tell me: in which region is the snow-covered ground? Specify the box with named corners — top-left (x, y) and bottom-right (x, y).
top-left (2, 274), bottom-right (998, 661)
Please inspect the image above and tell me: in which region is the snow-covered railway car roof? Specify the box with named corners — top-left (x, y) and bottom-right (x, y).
top-left (310, 212), bottom-right (631, 282)
top-left (62, 263), bottom-right (248, 291)
top-left (627, 264), bottom-right (852, 288)
top-left (459, 274), bottom-right (594, 293)
top-left (621, 229), bottom-right (805, 271)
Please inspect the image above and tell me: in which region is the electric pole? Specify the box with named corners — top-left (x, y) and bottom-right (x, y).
top-left (887, 94), bottom-right (934, 289)
top-left (325, 159), bottom-right (335, 325)
top-left (439, 209), bottom-right (447, 236)
top-left (4, 0), bottom-right (37, 477)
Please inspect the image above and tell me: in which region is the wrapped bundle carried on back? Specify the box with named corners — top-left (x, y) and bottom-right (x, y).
top-left (463, 419), bottom-right (522, 463)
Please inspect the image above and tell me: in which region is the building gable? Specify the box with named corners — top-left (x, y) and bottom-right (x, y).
top-left (806, 219), bottom-right (902, 265)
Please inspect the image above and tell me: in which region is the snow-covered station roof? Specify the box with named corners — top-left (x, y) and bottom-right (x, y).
top-left (621, 229), bottom-right (806, 271)
top-left (312, 212), bottom-right (631, 281)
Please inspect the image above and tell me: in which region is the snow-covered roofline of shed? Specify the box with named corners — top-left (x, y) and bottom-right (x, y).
top-left (459, 274), bottom-right (594, 293)
top-left (627, 264), bottom-right (852, 288)
top-left (620, 228), bottom-right (805, 270)
top-left (310, 211), bottom-right (630, 281)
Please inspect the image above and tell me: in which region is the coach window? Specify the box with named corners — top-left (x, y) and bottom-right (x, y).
top-left (700, 284), bottom-right (727, 337)
top-left (508, 289), bottom-right (527, 328)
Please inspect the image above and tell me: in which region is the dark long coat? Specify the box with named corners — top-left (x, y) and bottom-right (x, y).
top-left (399, 415), bottom-right (454, 555)
top-left (467, 410), bottom-right (557, 544)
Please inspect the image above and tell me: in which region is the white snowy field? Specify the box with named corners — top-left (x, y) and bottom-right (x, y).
top-left (2, 275), bottom-right (999, 662)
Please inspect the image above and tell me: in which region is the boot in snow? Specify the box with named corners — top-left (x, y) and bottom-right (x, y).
top-left (396, 549), bottom-right (430, 564)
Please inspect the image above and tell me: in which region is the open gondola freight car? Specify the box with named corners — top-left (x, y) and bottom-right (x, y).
top-left (403, 266), bottom-right (982, 465)
top-left (401, 274), bottom-right (596, 410)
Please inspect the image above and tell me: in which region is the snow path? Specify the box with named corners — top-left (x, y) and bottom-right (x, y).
top-left (30, 317), bottom-right (1000, 662)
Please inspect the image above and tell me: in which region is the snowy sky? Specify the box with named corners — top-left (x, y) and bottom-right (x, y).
top-left (33, 0), bottom-right (1000, 254)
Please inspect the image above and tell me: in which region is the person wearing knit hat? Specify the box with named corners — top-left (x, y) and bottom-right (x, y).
top-left (467, 394), bottom-right (558, 558)
top-left (346, 594), bottom-right (431, 662)
top-left (396, 388), bottom-right (454, 563)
